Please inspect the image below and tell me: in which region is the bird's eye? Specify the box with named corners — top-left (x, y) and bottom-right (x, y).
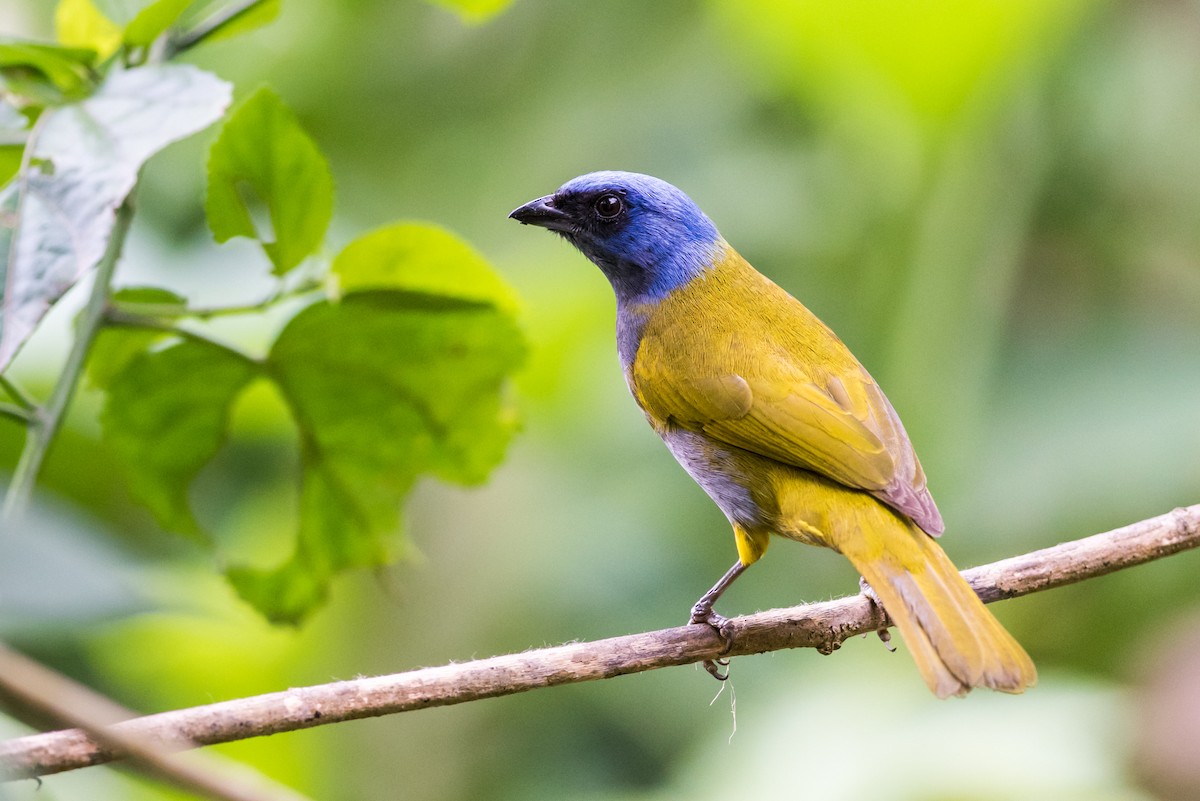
top-left (594, 193), bottom-right (623, 220)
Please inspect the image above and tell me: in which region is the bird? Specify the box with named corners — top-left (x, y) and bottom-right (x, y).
top-left (509, 171), bottom-right (1036, 698)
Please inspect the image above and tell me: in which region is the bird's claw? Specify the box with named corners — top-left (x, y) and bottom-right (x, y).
top-left (691, 607), bottom-right (737, 680)
top-left (690, 608), bottom-right (735, 650)
top-left (858, 575), bottom-right (881, 605)
top-left (703, 657), bottom-right (731, 680)
top-left (859, 576), bottom-right (896, 652)
top-left (876, 627), bottom-right (895, 652)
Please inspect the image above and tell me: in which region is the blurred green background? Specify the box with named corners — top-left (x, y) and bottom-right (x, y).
top-left (3, 0), bottom-right (1200, 799)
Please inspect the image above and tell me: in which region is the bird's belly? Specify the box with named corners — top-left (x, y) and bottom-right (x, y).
top-left (659, 423), bottom-right (870, 551)
top-left (659, 425), bottom-right (770, 528)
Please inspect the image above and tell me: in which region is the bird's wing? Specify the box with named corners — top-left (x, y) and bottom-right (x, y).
top-left (633, 342), bottom-right (944, 535)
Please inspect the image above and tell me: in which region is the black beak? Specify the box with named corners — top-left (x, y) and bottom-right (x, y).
top-left (508, 195), bottom-right (573, 232)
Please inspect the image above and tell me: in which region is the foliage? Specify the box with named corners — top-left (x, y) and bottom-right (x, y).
top-left (0, 0), bottom-right (526, 624)
top-left (2, 1), bottom-right (1199, 800)
top-left (205, 86), bottom-right (333, 275)
top-left (0, 64), bottom-right (230, 368)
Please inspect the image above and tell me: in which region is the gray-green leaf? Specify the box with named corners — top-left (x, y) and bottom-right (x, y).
top-left (0, 64), bottom-right (231, 370)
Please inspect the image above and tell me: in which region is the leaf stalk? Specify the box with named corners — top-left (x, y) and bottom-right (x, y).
top-left (167, 0), bottom-right (272, 57)
top-left (1, 195), bottom-right (135, 524)
top-left (0, 374), bottom-right (36, 410)
top-left (109, 279), bottom-right (323, 321)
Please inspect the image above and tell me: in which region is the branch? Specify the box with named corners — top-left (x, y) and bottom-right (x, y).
top-left (0, 644), bottom-right (312, 801)
top-left (2, 505), bottom-right (1197, 780)
top-left (1, 196), bottom-right (134, 524)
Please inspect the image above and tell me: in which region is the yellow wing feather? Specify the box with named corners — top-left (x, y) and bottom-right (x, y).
top-left (628, 245), bottom-right (943, 534)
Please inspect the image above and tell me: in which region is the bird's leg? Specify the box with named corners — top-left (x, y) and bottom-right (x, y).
top-left (691, 560), bottom-right (747, 628)
top-left (691, 561), bottom-right (748, 680)
top-left (858, 576), bottom-right (895, 652)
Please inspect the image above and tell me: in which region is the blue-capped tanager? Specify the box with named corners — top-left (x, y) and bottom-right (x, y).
top-left (510, 171), bottom-right (1036, 697)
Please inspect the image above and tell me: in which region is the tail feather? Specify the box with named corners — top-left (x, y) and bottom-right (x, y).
top-left (838, 517), bottom-right (1037, 698)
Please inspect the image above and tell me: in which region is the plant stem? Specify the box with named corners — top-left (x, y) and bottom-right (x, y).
top-left (0, 644), bottom-right (314, 801)
top-left (109, 279), bottom-right (323, 321)
top-left (0, 403), bottom-right (34, 424)
top-left (0, 374), bottom-right (36, 410)
top-left (1, 197), bottom-right (135, 524)
top-left (103, 310), bottom-right (261, 363)
top-left (167, 0), bottom-right (271, 57)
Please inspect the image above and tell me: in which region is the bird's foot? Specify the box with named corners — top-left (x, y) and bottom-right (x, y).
top-left (858, 576), bottom-right (895, 652)
top-left (690, 604), bottom-right (736, 649)
top-left (690, 604), bottom-right (736, 680)
top-left (703, 656), bottom-right (731, 681)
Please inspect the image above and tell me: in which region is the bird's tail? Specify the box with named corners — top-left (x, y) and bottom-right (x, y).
top-left (834, 514), bottom-right (1037, 698)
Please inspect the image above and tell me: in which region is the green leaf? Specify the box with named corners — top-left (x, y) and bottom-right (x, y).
top-left (124, 0), bottom-right (195, 46)
top-left (95, 225), bottom-right (524, 623)
top-left (423, 0), bottom-right (513, 23)
top-left (87, 287), bottom-right (187, 389)
top-left (109, 284), bottom-right (188, 311)
top-left (333, 222), bottom-right (520, 314)
top-left (0, 147), bottom-right (19, 190)
top-left (57, 0), bottom-right (197, 52)
top-left (0, 64), bottom-right (231, 370)
top-left (205, 87), bottom-right (333, 276)
top-left (88, 325), bottom-right (170, 390)
top-left (55, 0), bottom-right (123, 59)
top-left (234, 289), bottom-right (524, 623)
top-left (0, 102), bottom-right (27, 185)
top-left (227, 465), bottom-right (390, 623)
top-left (101, 338), bottom-right (258, 541)
top-left (0, 41), bottom-right (98, 100)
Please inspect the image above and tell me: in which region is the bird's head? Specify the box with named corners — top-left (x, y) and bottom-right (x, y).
top-left (509, 171), bottom-right (723, 304)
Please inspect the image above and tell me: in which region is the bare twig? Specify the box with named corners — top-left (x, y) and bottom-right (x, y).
top-left (0, 645), bottom-right (312, 801)
top-left (2, 504), bottom-right (1197, 780)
